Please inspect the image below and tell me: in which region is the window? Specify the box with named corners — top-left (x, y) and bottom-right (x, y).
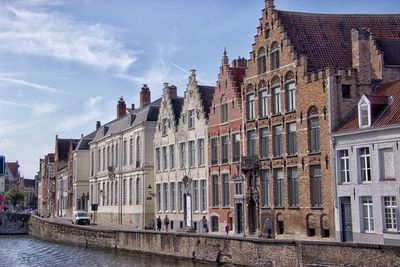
top-left (247, 94), bottom-right (255, 120)
top-left (264, 24), bottom-right (270, 39)
top-left (308, 117), bottom-right (320, 153)
top-left (162, 118), bottom-right (168, 135)
top-left (339, 150), bottom-right (350, 183)
top-left (188, 140), bottom-right (195, 167)
top-left (273, 125), bottom-right (282, 157)
top-left (257, 48), bottom-right (266, 74)
top-left (288, 167), bottom-right (299, 207)
top-left (103, 148), bottom-right (105, 170)
top-left (97, 149), bottom-right (101, 172)
top-left (188, 109), bottom-right (195, 129)
top-left (163, 183), bottom-right (168, 211)
top-left (192, 180), bottom-right (199, 212)
top-left (212, 175), bottom-right (219, 207)
top-left (123, 140), bottom-right (127, 166)
top-left (129, 138), bottom-right (133, 165)
top-left (170, 182), bottom-right (176, 211)
top-left (360, 103), bottom-right (369, 127)
top-left (179, 142), bottom-right (186, 168)
top-left (211, 138), bottom-right (218, 165)
top-left (178, 182), bottom-right (183, 212)
top-left (114, 181), bottom-right (118, 205)
top-left (111, 145), bottom-right (114, 166)
top-left (107, 146), bottom-right (110, 167)
top-left (260, 170), bottom-right (269, 207)
top-left (220, 103), bottom-right (228, 123)
top-left (115, 143), bottom-right (119, 167)
top-left (274, 169), bottom-right (283, 207)
top-left (136, 136), bottom-right (141, 167)
top-left (384, 196), bottom-right (397, 231)
top-left (286, 82), bottom-right (296, 111)
top-left (380, 148), bottom-right (394, 179)
top-left (221, 136), bottom-right (228, 164)
top-left (110, 181), bottom-right (114, 206)
top-left (247, 130), bottom-right (256, 156)
top-left (260, 128), bottom-right (269, 158)
top-left (123, 179), bottom-right (127, 205)
top-left (162, 146), bottom-right (167, 170)
top-left (200, 180), bottom-right (207, 212)
top-left (342, 84), bottom-right (351, 99)
top-left (310, 165), bottom-right (322, 207)
top-left (270, 42), bottom-right (280, 70)
top-left (362, 196), bottom-right (374, 232)
top-left (232, 133), bottom-right (240, 162)
top-left (259, 90), bottom-right (268, 117)
top-left (156, 184), bottom-right (161, 212)
top-left (155, 148), bottom-right (161, 171)
top-left (234, 179), bottom-right (243, 196)
top-left (169, 144), bottom-right (175, 169)
top-left (136, 177), bottom-right (140, 205)
top-left (272, 87), bottom-right (281, 114)
top-left (91, 151), bottom-right (94, 176)
top-left (222, 174), bottom-right (230, 207)
top-left (129, 179), bottom-right (133, 205)
top-left (287, 123), bottom-right (297, 155)
top-left (198, 139), bottom-right (204, 166)
top-left (359, 147), bottom-right (371, 182)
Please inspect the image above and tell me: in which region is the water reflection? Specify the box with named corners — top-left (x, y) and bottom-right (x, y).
top-left (0, 236), bottom-right (216, 267)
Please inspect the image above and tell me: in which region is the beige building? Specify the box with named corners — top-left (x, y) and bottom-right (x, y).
top-left (89, 88), bottom-right (160, 228)
top-left (154, 71), bottom-right (215, 232)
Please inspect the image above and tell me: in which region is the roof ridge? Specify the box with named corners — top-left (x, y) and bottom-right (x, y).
top-left (277, 9), bottom-right (400, 16)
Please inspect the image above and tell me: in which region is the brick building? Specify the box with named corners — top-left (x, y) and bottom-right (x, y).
top-left (240, 0), bottom-right (400, 239)
top-left (207, 50), bottom-right (247, 234)
top-left (37, 153), bottom-right (54, 217)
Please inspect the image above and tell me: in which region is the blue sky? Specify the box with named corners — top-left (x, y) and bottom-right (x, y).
top-left (1, 0), bottom-right (400, 179)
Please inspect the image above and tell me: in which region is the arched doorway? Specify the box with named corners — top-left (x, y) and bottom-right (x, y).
top-left (248, 197), bottom-right (257, 234)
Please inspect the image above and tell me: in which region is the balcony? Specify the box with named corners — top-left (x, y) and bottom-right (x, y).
top-left (241, 155), bottom-right (259, 171)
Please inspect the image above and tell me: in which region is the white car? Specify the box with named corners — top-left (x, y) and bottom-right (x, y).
top-left (72, 210), bottom-right (91, 225)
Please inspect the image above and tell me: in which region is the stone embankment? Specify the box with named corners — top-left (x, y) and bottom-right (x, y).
top-left (0, 212), bottom-right (30, 234)
top-left (29, 216), bottom-right (400, 267)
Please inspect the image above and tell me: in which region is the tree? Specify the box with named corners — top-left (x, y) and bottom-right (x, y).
top-left (4, 188), bottom-right (25, 210)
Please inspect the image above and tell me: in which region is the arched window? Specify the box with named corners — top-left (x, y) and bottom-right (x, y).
top-left (258, 80), bottom-right (268, 117)
top-left (308, 106), bottom-right (320, 153)
top-left (264, 23), bottom-right (270, 39)
top-left (257, 48), bottom-right (266, 74)
top-left (246, 84), bottom-right (255, 121)
top-left (136, 136), bottom-right (141, 168)
top-left (271, 76), bottom-right (281, 114)
top-left (136, 177), bottom-right (141, 205)
top-left (270, 42), bottom-right (280, 70)
top-left (285, 71), bottom-right (296, 111)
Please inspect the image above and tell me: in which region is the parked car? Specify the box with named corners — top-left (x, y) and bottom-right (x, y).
top-left (72, 210), bottom-right (90, 225)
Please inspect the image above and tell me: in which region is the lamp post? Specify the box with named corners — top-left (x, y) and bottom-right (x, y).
top-left (146, 184), bottom-right (156, 230)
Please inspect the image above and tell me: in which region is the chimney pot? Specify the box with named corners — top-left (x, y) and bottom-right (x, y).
top-left (96, 121), bottom-right (101, 130)
top-left (140, 84), bottom-right (151, 107)
top-left (131, 104), bottom-right (135, 111)
top-left (117, 97), bottom-right (127, 119)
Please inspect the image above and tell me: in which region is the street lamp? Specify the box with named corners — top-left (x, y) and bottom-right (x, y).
top-left (108, 166), bottom-right (122, 225)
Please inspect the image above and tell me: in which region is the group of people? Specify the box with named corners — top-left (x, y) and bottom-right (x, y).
top-left (155, 215), bottom-right (273, 239)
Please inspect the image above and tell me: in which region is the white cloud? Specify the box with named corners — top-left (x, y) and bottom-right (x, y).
top-left (0, 5), bottom-right (136, 72)
top-left (0, 76), bottom-right (64, 93)
top-left (0, 98), bottom-right (57, 115)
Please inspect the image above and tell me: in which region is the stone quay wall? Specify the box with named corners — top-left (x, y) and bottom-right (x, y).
top-left (29, 216), bottom-right (400, 267)
top-left (0, 212), bottom-right (30, 234)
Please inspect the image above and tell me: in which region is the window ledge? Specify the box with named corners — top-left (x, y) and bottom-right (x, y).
top-left (211, 206), bottom-right (220, 209)
top-left (380, 178), bottom-right (396, 181)
top-left (272, 156), bottom-right (284, 160)
top-left (221, 162), bottom-right (230, 166)
top-left (308, 151), bottom-right (321, 156)
top-left (382, 230), bottom-right (400, 234)
top-left (288, 206), bottom-right (300, 210)
top-left (286, 154), bottom-right (297, 158)
top-left (274, 206), bottom-right (285, 209)
top-left (261, 206), bottom-right (271, 209)
top-left (259, 115), bottom-right (269, 120)
top-left (285, 110), bottom-right (296, 115)
top-left (222, 206), bottom-right (231, 209)
top-left (246, 119), bottom-right (256, 123)
top-left (220, 122), bottom-right (229, 126)
top-left (271, 113), bottom-right (282, 118)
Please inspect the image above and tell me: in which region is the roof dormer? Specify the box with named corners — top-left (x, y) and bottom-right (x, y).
top-left (358, 94), bottom-right (389, 128)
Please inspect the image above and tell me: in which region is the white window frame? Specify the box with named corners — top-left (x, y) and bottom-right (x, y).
top-left (339, 150), bottom-right (350, 184)
top-left (359, 147), bottom-right (371, 183)
top-left (361, 196), bottom-right (374, 233)
top-left (358, 96), bottom-right (371, 128)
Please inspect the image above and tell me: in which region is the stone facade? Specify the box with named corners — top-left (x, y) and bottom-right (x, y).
top-left (88, 91), bottom-right (160, 228)
top-left (154, 71), bottom-right (214, 233)
top-left (207, 50), bottom-right (247, 234)
top-left (37, 153), bottom-right (54, 217)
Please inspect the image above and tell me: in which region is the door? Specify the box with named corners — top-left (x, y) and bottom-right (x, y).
top-left (235, 203), bottom-right (243, 234)
top-left (341, 197), bottom-right (353, 242)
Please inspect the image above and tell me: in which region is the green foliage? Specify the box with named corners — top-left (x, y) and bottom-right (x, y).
top-left (4, 188), bottom-right (25, 209)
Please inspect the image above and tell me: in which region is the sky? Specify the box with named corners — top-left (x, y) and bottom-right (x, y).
top-left (1, 0), bottom-right (400, 179)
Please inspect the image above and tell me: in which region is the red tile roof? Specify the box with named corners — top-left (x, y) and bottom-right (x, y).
top-left (336, 79), bottom-right (400, 133)
top-left (277, 11), bottom-right (400, 72)
top-left (6, 162), bottom-right (19, 178)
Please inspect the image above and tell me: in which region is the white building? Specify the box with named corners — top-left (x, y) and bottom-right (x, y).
top-left (333, 79), bottom-right (400, 245)
top-left (153, 71), bottom-right (215, 232)
top-left (89, 87), bottom-right (160, 228)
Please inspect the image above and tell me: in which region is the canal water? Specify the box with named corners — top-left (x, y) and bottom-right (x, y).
top-left (0, 235), bottom-right (216, 267)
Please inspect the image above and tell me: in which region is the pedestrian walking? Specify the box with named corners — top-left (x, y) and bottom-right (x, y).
top-left (202, 215), bottom-right (208, 233)
top-left (264, 217), bottom-right (272, 239)
top-left (163, 215), bottom-right (170, 232)
top-left (156, 216), bottom-right (162, 231)
top-left (225, 222), bottom-right (229, 235)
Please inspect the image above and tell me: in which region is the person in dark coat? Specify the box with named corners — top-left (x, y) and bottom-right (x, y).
top-left (156, 216), bottom-right (162, 231)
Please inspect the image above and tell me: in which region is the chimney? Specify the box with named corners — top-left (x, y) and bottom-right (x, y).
top-left (163, 82), bottom-right (177, 98)
top-left (131, 104), bottom-right (135, 111)
top-left (351, 28), bottom-right (372, 85)
top-left (96, 121), bottom-right (101, 130)
top-left (140, 84), bottom-right (151, 107)
top-left (117, 96), bottom-right (127, 119)
top-left (189, 69), bottom-right (197, 84)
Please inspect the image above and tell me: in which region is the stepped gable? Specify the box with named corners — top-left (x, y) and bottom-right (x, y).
top-left (198, 85), bottom-right (216, 118)
top-left (277, 10), bottom-right (400, 72)
top-left (336, 79), bottom-right (400, 132)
